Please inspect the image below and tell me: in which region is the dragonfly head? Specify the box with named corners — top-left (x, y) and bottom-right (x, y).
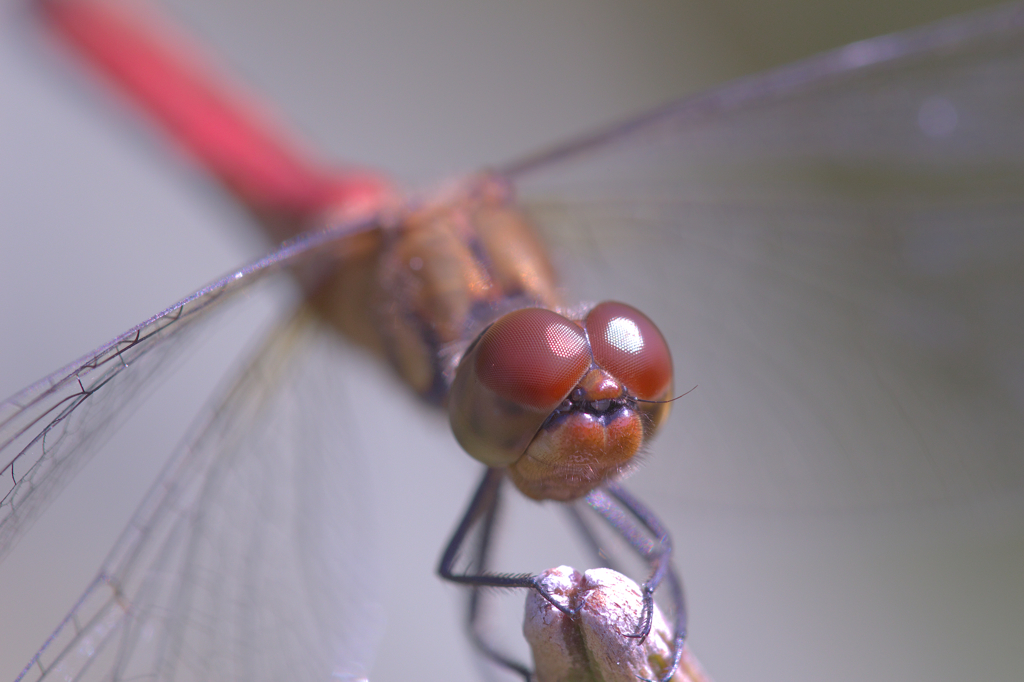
top-left (448, 302), bottom-right (673, 501)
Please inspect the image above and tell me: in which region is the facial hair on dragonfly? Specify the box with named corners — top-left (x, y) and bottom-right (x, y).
top-left (2, 1), bottom-right (1024, 679)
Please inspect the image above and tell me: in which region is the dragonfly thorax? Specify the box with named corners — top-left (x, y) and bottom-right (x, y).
top-left (310, 175), bottom-right (561, 401)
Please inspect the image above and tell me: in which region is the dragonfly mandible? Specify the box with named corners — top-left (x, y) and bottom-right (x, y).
top-left (2, 0), bottom-right (1023, 681)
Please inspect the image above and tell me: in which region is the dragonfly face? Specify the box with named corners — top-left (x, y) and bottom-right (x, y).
top-left (2, 1), bottom-right (1022, 682)
top-left (449, 301), bottom-right (673, 501)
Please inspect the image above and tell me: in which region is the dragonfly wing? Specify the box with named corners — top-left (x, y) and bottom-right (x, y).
top-left (0, 219), bottom-right (375, 562)
top-left (507, 3), bottom-right (1024, 511)
top-left (17, 307), bottom-right (382, 682)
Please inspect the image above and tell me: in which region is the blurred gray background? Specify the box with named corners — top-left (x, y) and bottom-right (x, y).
top-left (1, 0), bottom-right (1020, 680)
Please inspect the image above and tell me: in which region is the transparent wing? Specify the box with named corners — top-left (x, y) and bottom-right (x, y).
top-left (506, 3), bottom-right (1024, 511)
top-left (17, 307), bottom-right (383, 682)
top-left (0, 218), bottom-right (374, 562)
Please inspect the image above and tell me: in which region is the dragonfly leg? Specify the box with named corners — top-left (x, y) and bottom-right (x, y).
top-left (438, 467), bottom-right (549, 679)
top-left (585, 482), bottom-right (687, 682)
top-left (563, 502), bottom-right (624, 573)
top-left (439, 469), bottom-right (686, 681)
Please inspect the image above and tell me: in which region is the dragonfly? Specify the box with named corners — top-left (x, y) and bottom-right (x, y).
top-left (2, 0), bottom-right (1024, 680)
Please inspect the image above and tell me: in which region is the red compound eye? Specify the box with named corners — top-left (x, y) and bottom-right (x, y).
top-left (585, 302), bottom-right (672, 400)
top-left (475, 308), bottom-right (590, 411)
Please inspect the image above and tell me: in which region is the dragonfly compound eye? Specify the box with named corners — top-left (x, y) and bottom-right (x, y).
top-left (584, 301), bottom-right (673, 402)
top-left (476, 308), bottom-right (590, 410)
top-left (449, 308), bottom-right (590, 470)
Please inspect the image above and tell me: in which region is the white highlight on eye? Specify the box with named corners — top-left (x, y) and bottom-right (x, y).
top-left (606, 317), bottom-right (643, 354)
top-left (918, 96), bottom-right (958, 138)
top-left (545, 322), bottom-right (587, 358)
